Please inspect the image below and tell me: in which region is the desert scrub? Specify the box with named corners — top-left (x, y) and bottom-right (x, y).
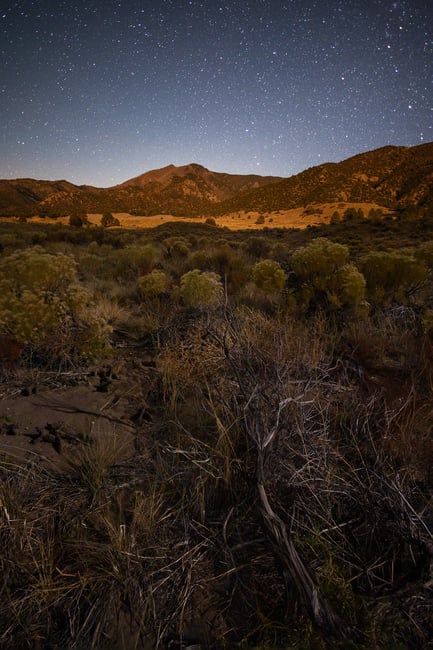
top-left (251, 259), bottom-right (287, 292)
top-left (358, 251), bottom-right (428, 306)
top-left (180, 269), bottom-right (224, 308)
top-left (0, 246), bottom-right (111, 364)
top-left (138, 269), bottom-right (169, 298)
top-left (289, 237), bottom-right (367, 314)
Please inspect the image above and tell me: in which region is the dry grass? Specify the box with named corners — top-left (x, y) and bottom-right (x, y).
top-left (15, 201), bottom-right (392, 231)
top-left (1, 277), bottom-right (432, 647)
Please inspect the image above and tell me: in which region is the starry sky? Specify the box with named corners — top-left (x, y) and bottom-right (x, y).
top-left (1, 0), bottom-right (432, 187)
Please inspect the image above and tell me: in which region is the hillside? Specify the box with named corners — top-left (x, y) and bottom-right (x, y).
top-left (0, 178), bottom-right (92, 214)
top-left (208, 142), bottom-right (433, 215)
top-left (117, 162), bottom-right (280, 198)
top-left (1, 142), bottom-right (432, 217)
top-left (0, 165), bottom-right (282, 217)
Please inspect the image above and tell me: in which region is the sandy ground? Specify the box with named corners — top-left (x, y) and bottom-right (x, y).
top-left (0, 365), bottom-right (141, 469)
top-left (12, 201), bottom-right (391, 231)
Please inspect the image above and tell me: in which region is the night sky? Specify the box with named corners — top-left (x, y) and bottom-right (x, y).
top-left (1, 0), bottom-right (432, 186)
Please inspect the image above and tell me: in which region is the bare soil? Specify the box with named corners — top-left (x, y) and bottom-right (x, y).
top-left (0, 356), bottom-right (149, 470)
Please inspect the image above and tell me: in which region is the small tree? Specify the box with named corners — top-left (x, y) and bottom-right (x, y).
top-left (69, 213), bottom-right (83, 228)
top-left (343, 207), bottom-right (358, 221)
top-left (101, 212), bottom-right (120, 228)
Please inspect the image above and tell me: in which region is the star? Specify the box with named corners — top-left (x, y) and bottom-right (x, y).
top-left (0, 0), bottom-right (432, 185)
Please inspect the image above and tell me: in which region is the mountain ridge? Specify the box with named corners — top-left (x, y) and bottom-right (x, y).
top-left (1, 142), bottom-right (432, 217)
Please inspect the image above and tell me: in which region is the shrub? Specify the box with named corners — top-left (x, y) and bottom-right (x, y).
top-left (138, 269), bottom-right (169, 298)
top-left (243, 236), bottom-right (270, 258)
top-left (0, 247), bottom-right (85, 345)
top-left (180, 269), bottom-right (223, 308)
top-left (163, 237), bottom-right (190, 257)
top-left (251, 259), bottom-right (287, 293)
top-left (113, 244), bottom-right (159, 279)
top-left (0, 247), bottom-right (110, 363)
top-left (290, 238), bottom-right (366, 313)
top-left (291, 238), bottom-right (349, 291)
top-left (329, 264), bottom-right (368, 315)
top-left (358, 251), bottom-right (428, 305)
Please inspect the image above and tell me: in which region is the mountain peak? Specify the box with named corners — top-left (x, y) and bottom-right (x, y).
top-left (1, 142), bottom-right (432, 218)
top-left (115, 163), bottom-right (209, 189)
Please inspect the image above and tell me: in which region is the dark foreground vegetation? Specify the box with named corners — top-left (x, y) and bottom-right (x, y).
top-left (1, 214), bottom-right (433, 648)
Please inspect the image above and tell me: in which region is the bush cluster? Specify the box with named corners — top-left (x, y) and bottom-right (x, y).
top-left (1, 216), bottom-right (433, 648)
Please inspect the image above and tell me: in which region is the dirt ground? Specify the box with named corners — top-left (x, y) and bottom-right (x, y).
top-left (0, 352), bottom-right (154, 471)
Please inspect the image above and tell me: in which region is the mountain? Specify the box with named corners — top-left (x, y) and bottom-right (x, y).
top-left (0, 178), bottom-right (92, 214)
top-left (0, 164), bottom-right (281, 217)
top-left (208, 142), bottom-right (433, 215)
top-left (1, 142), bottom-right (432, 217)
top-left (117, 162), bottom-right (279, 198)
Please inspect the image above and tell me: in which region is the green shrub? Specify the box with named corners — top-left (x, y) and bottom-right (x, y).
top-left (138, 269), bottom-right (169, 298)
top-left (0, 247), bottom-right (110, 362)
top-left (180, 269), bottom-right (223, 308)
top-left (290, 238), bottom-right (366, 314)
top-left (113, 244), bottom-right (159, 278)
top-left (358, 251), bottom-right (428, 305)
top-left (251, 259), bottom-right (287, 293)
top-left (291, 238), bottom-right (349, 290)
top-left (0, 247), bottom-right (85, 345)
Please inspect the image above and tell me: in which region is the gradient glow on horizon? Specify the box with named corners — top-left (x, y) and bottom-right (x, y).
top-left (1, 0), bottom-right (432, 186)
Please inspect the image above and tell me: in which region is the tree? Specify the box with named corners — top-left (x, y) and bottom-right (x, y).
top-left (69, 213), bottom-right (83, 228)
top-left (69, 206), bottom-right (90, 228)
top-left (343, 207), bottom-right (358, 221)
top-left (101, 212), bottom-right (120, 228)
